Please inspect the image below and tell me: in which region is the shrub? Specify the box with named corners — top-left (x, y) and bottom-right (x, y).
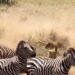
top-left (48, 30), bottom-right (70, 50)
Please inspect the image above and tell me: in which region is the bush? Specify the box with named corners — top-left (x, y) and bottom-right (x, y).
top-left (24, 30), bottom-right (70, 57)
top-left (48, 30), bottom-right (70, 50)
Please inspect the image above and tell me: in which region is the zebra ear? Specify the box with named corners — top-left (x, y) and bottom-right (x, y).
top-left (18, 40), bottom-right (26, 48)
top-left (63, 48), bottom-right (75, 57)
top-left (68, 48), bottom-right (75, 57)
top-left (67, 48), bottom-right (75, 54)
top-left (16, 40), bottom-right (26, 54)
top-left (30, 46), bottom-right (35, 50)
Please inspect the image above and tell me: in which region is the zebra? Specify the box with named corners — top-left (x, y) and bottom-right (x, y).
top-left (26, 48), bottom-right (75, 75)
top-left (0, 40), bottom-right (36, 75)
top-left (63, 48), bottom-right (75, 57)
top-left (0, 40), bottom-right (36, 59)
top-left (0, 40), bottom-right (36, 73)
top-left (0, 45), bottom-right (15, 59)
top-left (0, 56), bottom-right (20, 75)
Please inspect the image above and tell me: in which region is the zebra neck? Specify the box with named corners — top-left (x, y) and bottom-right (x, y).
top-left (62, 56), bottom-right (71, 74)
top-left (18, 56), bottom-right (28, 73)
top-left (18, 56), bottom-right (27, 64)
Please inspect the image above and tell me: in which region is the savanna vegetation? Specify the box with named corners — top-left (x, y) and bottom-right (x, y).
top-left (0, 0), bottom-right (75, 75)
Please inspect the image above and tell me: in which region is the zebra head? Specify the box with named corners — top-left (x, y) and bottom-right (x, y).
top-left (16, 40), bottom-right (36, 59)
top-left (63, 48), bottom-right (75, 66)
top-left (63, 48), bottom-right (75, 57)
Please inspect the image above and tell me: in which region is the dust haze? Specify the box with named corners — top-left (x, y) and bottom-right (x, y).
top-left (0, 1), bottom-right (75, 75)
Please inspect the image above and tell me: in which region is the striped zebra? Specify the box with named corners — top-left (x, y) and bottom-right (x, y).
top-left (0, 40), bottom-right (36, 59)
top-left (0, 40), bottom-right (36, 73)
top-left (0, 56), bottom-right (21, 75)
top-left (63, 48), bottom-right (75, 57)
top-left (0, 45), bottom-right (15, 59)
top-left (27, 48), bottom-right (75, 75)
top-left (0, 40), bottom-right (36, 75)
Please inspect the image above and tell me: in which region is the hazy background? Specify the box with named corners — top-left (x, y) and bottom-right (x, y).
top-left (0, 0), bottom-right (75, 75)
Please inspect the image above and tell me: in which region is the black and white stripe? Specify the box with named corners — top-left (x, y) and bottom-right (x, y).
top-left (0, 40), bottom-right (36, 75)
top-left (0, 56), bottom-right (21, 75)
top-left (27, 48), bottom-right (75, 75)
top-left (0, 45), bottom-right (15, 59)
top-left (63, 48), bottom-right (75, 57)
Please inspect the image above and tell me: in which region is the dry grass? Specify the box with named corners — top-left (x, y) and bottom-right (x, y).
top-left (0, 0), bottom-right (75, 74)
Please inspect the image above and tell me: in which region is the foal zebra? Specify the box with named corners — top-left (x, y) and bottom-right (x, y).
top-left (27, 48), bottom-right (75, 75)
top-left (0, 40), bottom-right (36, 75)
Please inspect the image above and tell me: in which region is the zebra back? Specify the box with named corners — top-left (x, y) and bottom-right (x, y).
top-left (26, 52), bottom-right (75, 75)
top-left (0, 45), bottom-right (15, 59)
top-left (0, 56), bottom-right (21, 75)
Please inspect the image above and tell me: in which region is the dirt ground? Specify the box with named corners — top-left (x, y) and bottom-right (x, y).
top-left (0, 2), bottom-right (75, 75)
